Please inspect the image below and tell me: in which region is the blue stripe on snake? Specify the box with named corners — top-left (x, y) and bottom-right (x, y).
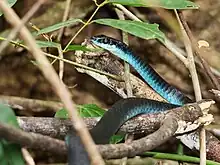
top-left (90, 35), bottom-right (191, 106)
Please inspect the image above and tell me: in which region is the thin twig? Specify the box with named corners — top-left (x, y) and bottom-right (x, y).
top-left (63, 1), bottom-right (106, 52)
top-left (174, 10), bottom-right (202, 100)
top-left (174, 10), bottom-right (205, 165)
top-left (57, 0), bottom-right (72, 42)
top-left (0, 0), bottom-right (45, 55)
top-left (115, 9), bottom-right (134, 165)
top-left (29, 22), bottom-right (50, 41)
top-left (115, 8), bottom-right (133, 97)
top-left (21, 148), bottom-right (35, 165)
top-left (57, 0), bottom-right (72, 80)
top-left (178, 12), bottom-right (220, 91)
top-left (43, 52), bottom-right (123, 81)
top-left (0, 36), bottom-right (28, 48)
top-left (0, 1), bottom-right (104, 165)
top-left (0, 35), bottom-right (123, 81)
top-left (58, 45), bottom-right (64, 80)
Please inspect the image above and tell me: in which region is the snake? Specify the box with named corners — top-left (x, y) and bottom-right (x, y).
top-left (66, 35), bottom-right (192, 164)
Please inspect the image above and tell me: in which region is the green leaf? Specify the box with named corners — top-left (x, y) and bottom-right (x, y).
top-left (108, 0), bottom-right (199, 9)
top-left (110, 135), bottom-right (125, 144)
top-left (1, 142), bottom-right (25, 165)
top-left (0, 104), bottom-right (25, 165)
top-left (0, 104), bottom-right (19, 127)
top-left (36, 18), bottom-right (83, 35)
top-left (0, 0), bottom-right (17, 16)
top-left (66, 45), bottom-right (95, 52)
top-left (93, 19), bottom-right (165, 42)
top-left (78, 104), bottom-right (105, 117)
top-left (55, 104), bottom-right (105, 119)
top-left (54, 108), bottom-right (69, 119)
top-left (0, 143), bottom-right (5, 163)
top-left (36, 40), bottom-right (60, 48)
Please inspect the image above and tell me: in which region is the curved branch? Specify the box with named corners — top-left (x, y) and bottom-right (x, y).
top-left (99, 115), bottom-right (178, 159)
top-left (18, 101), bottom-right (204, 138)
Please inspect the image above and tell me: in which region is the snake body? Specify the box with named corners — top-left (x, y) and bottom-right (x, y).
top-left (90, 98), bottom-right (179, 144)
top-left (90, 35), bottom-right (191, 106)
top-left (89, 35), bottom-right (192, 144)
top-left (66, 35), bottom-right (192, 164)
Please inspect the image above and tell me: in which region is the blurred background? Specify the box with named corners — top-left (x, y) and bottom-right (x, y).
top-left (0, 0), bottom-right (219, 115)
top-left (1, 0), bottom-right (220, 164)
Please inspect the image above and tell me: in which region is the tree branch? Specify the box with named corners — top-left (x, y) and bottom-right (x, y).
top-left (0, 95), bottom-right (63, 112)
top-left (18, 100), bottom-right (205, 138)
top-left (2, 101), bottom-right (211, 160)
top-left (75, 43), bottom-right (166, 101)
top-left (0, 122), bottom-right (66, 156)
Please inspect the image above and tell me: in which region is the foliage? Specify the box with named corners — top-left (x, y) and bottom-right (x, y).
top-left (0, 104), bottom-right (25, 165)
top-left (107, 0), bottom-right (198, 9)
top-left (93, 19), bottom-right (165, 42)
top-left (36, 19), bottom-right (83, 35)
top-left (0, 0), bottom-right (205, 163)
top-left (55, 104), bottom-right (125, 143)
top-left (55, 104), bottom-right (106, 119)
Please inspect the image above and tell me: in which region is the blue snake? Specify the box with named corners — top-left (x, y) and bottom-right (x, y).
top-left (66, 35), bottom-right (192, 164)
top-left (90, 35), bottom-right (191, 106)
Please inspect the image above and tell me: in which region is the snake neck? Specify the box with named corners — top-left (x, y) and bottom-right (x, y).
top-left (91, 35), bottom-right (191, 105)
top-left (110, 47), bottom-right (191, 105)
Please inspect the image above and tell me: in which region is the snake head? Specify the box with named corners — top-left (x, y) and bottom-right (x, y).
top-left (90, 35), bottom-right (110, 45)
top-left (90, 35), bottom-right (132, 56)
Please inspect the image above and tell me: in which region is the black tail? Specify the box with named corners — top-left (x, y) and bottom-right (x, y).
top-left (65, 132), bottom-right (90, 165)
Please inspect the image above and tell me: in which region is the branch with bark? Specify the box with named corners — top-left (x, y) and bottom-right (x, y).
top-left (18, 100), bottom-right (206, 139)
top-left (0, 95), bottom-right (63, 112)
top-left (1, 100), bottom-right (212, 160)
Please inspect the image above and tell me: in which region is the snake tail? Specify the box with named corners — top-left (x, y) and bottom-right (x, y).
top-left (65, 132), bottom-right (90, 165)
